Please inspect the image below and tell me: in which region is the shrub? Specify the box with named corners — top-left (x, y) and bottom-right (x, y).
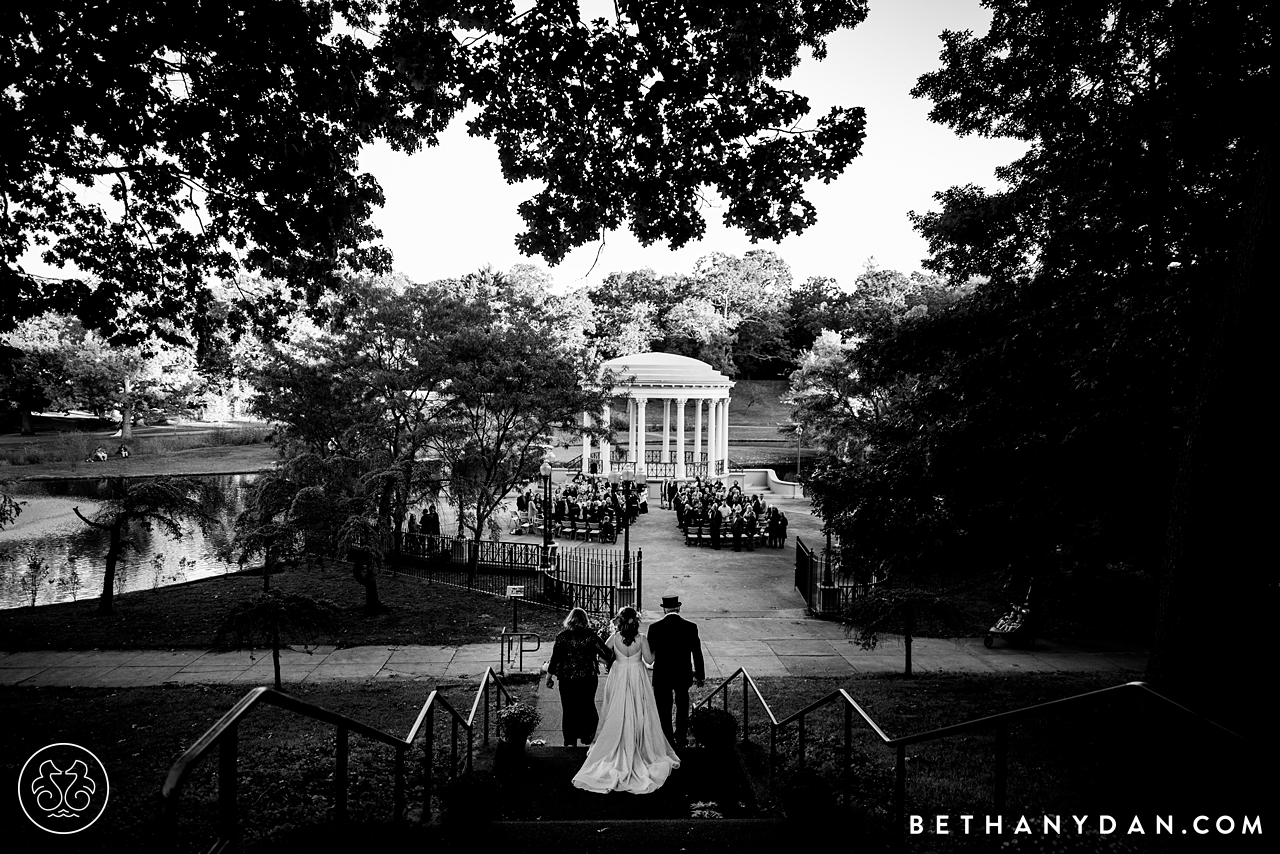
top-left (689, 706), bottom-right (739, 749)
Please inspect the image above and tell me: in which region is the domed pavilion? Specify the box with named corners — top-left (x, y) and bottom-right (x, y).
top-left (577, 352), bottom-right (734, 481)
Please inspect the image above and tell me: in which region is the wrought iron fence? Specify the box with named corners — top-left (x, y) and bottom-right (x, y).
top-left (795, 536), bottom-right (870, 619)
top-left (390, 532), bottom-right (640, 619)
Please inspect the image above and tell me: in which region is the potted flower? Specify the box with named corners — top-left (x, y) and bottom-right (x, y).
top-left (496, 701), bottom-right (541, 749)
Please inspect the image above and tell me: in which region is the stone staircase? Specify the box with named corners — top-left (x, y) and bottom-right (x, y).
top-left (270, 743), bottom-right (799, 854)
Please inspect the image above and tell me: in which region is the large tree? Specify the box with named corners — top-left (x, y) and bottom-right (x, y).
top-left (581, 249), bottom-right (798, 376)
top-left (898, 0), bottom-right (1270, 725)
top-left (428, 270), bottom-right (613, 577)
top-left (0, 317), bottom-right (68, 434)
top-left (3, 313), bottom-right (206, 438)
top-left (5, 1), bottom-right (870, 348)
top-left (251, 275), bottom-right (452, 610)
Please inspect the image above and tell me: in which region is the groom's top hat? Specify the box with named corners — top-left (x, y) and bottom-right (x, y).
top-left (660, 593), bottom-right (682, 609)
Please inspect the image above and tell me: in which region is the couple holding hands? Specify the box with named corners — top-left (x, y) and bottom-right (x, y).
top-left (546, 594), bottom-right (705, 795)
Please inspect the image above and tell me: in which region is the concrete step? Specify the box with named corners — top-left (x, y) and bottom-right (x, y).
top-left (499, 744), bottom-right (758, 821)
top-left (276, 818), bottom-right (797, 853)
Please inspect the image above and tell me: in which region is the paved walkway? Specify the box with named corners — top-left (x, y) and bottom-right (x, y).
top-left (0, 627), bottom-right (1147, 689)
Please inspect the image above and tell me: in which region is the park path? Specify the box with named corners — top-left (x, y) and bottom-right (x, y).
top-left (0, 504), bottom-right (1147, 691)
top-left (0, 631), bottom-right (1147, 690)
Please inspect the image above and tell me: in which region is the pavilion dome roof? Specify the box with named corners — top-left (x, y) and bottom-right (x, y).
top-left (602, 352), bottom-right (733, 389)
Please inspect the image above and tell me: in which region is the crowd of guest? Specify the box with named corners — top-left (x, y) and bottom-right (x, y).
top-left (399, 472), bottom-right (790, 554)
top-left (510, 472), bottom-right (649, 542)
top-left (664, 476), bottom-right (788, 552)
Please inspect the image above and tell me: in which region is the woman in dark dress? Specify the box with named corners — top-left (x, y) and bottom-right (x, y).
top-left (547, 608), bottom-right (615, 747)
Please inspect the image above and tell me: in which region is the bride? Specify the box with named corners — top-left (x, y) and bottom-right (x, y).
top-left (571, 606), bottom-right (681, 794)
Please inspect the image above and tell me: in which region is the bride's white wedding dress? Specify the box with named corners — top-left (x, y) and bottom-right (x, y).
top-left (571, 631), bottom-right (681, 794)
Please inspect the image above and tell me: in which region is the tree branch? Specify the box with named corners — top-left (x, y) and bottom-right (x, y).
top-left (72, 505), bottom-right (110, 530)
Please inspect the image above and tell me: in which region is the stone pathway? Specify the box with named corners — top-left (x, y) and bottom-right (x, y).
top-left (0, 630), bottom-right (1147, 689)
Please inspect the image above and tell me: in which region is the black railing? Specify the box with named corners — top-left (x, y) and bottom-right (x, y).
top-left (160, 668), bottom-right (512, 851)
top-left (391, 533), bottom-right (641, 618)
top-left (795, 536), bottom-right (868, 618)
top-left (397, 532), bottom-right (546, 569)
top-left (695, 675), bottom-right (1243, 837)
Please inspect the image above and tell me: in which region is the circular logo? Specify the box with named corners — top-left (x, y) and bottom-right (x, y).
top-left (17, 743), bottom-right (110, 834)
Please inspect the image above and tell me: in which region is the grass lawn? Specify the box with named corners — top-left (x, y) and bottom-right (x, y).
top-left (0, 562), bottom-right (568, 650)
top-left (0, 436), bottom-right (276, 478)
top-left (698, 673), bottom-right (1263, 852)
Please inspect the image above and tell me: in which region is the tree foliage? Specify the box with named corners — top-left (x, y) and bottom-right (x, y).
top-left (2, 312), bottom-right (207, 436)
top-left (799, 1), bottom-right (1270, 713)
top-left (249, 268), bottom-right (609, 593)
top-left (5, 1), bottom-right (870, 347)
top-left (580, 248), bottom-right (799, 376)
top-left (0, 489), bottom-right (23, 532)
top-left (427, 270), bottom-right (613, 568)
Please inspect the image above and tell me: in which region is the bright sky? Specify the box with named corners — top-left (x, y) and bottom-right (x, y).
top-left (361, 0), bottom-right (1029, 292)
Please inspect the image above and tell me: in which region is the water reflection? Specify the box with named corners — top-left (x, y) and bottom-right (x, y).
top-left (1, 475), bottom-right (253, 610)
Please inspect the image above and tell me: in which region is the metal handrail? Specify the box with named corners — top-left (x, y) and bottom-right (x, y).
top-left (498, 631), bottom-right (542, 675)
top-left (160, 667), bottom-right (514, 851)
top-left (696, 674), bottom-right (1243, 833)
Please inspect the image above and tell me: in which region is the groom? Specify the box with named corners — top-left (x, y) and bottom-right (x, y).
top-left (647, 592), bottom-right (705, 748)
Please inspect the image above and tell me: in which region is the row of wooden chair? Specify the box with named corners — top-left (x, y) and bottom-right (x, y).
top-left (683, 525), bottom-right (770, 548)
top-left (562, 519), bottom-right (618, 543)
top-left (510, 510), bottom-right (619, 544)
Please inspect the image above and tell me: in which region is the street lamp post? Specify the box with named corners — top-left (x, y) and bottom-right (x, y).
top-left (540, 460), bottom-right (554, 572)
top-left (795, 423), bottom-right (803, 481)
top-left (609, 469), bottom-right (635, 587)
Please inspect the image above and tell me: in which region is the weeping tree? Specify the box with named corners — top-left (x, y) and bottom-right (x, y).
top-left (215, 590), bottom-right (338, 691)
top-left (337, 511), bottom-right (391, 614)
top-left (842, 585), bottom-right (975, 676)
top-left (218, 461), bottom-right (345, 685)
top-left (73, 477), bottom-right (219, 613)
top-left (229, 472), bottom-right (303, 591)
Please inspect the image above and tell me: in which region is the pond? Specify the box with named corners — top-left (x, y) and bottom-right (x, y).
top-left (0, 475), bottom-right (253, 610)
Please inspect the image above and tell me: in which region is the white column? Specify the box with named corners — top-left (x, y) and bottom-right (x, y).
top-left (636, 397), bottom-right (647, 471)
top-left (692, 399), bottom-right (702, 476)
top-left (582, 411), bottom-right (592, 474)
top-left (721, 396), bottom-right (731, 473)
top-left (675, 398), bottom-right (687, 479)
top-left (705, 399), bottom-right (716, 477)
top-left (661, 398), bottom-right (671, 464)
top-left (706, 399), bottom-right (717, 479)
top-left (601, 403), bottom-right (611, 475)
top-left (627, 399), bottom-right (636, 462)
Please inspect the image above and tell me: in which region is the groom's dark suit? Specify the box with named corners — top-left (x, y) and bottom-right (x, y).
top-left (647, 612), bottom-right (705, 746)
